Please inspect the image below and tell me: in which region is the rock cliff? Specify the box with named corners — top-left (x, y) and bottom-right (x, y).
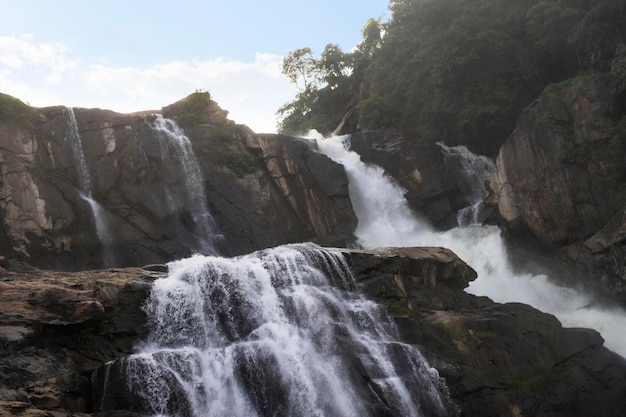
top-left (0, 93), bottom-right (356, 270)
top-left (3, 88), bottom-right (577, 274)
top-left (487, 74), bottom-right (626, 301)
top-left (2, 246), bottom-right (624, 417)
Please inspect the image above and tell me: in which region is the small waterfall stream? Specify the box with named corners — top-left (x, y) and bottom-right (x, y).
top-left (93, 245), bottom-right (455, 417)
top-left (64, 107), bottom-right (118, 267)
top-left (149, 115), bottom-right (219, 255)
top-left (315, 135), bottom-right (626, 358)
top-left (437, 142), bottom-right (495, 226)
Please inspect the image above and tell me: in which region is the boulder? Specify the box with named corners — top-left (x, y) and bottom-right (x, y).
top-left (0, 263), bottom-right (161, 414)
top-left (347, 248), bottom-right (626, 417)
top-left (488, 74), bottom-right (620, 243)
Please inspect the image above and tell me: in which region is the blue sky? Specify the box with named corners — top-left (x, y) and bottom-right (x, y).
top-left (0, 1), bottom-right (389, 132)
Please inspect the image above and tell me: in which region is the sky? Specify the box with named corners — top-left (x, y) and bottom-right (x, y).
top-left (0, 1), bottom-right (390, 133)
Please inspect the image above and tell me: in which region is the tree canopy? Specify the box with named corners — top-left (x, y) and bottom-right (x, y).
top-left (277, 0), bottom-right (626, 156)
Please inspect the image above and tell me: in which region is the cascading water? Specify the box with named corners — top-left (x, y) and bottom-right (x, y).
top-left (437, 142), bottom-right (496, 226)
top-left (149, 115), bottom-right (218, 255)
top-left (315, 135), bottom-right (626, 358)
top-left (93, 244), bottom-right (456, 417)
top-left (64, 107), bottom-right (117, 267)
top-left (82, 196), bottom-right (117, 268)
top-left (65, 108), bottom-right (92, 194)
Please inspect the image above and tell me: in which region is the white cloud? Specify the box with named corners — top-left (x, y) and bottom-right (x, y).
top-left (0, 34), bottom-right (79, 80)
top-left (0, 35), bottom-right (297, 133)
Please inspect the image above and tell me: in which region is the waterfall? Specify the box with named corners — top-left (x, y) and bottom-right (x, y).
top-left (64, 107), bottom-right (117, 267)
top-left (437, 142), bottom-right (496, 226)
top-left (65, 108), bottom-right (92, 194)
top-left (93, 244), bottom-right (456, 417)
top-left (149, 115), bottom-right (218, 255)
top-left (315, 136), bottom-right (626, 358)
top-left (81, 195), bottom-right (117, 268)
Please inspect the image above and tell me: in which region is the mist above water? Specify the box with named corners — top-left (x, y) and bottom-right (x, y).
top-left (315, 134), bottom-right (626, 358)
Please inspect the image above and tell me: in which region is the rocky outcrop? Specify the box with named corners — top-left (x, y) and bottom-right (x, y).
top-left (487, 74), bottom-right (626, 301)
top-left (3, 246), bottom-right (625, 417)
top-left (0, 93), bottom-right (356, 270)
top-left (347, 247), bottom-right (626, 417)
top-left (346, 130), bottom-right (479, 228)
top-left (561, 208), bottom-right (626, 301)
top-left (204, 132), bottom-right (356, 255)
top-left (0, 260), bottom-right (162, 416)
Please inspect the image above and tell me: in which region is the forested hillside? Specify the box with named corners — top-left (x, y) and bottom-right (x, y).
top-left (277, 0), bottom-right (626, 156)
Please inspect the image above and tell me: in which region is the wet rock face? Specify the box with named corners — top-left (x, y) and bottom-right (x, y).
top-left (0, 94), bottom-right (357, 270)
top-left (487, 74), bottom-right (626, 301)
top-left (488, 74), bottom-right (619, 244)
top-left (0, 106), bottom-right (184, 270)
top-left (205, 133), bottom-right (357, 256)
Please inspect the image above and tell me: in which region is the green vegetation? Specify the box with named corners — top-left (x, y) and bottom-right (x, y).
top-left (209, 149), bottom-right (261, 177)
top-left (278, 0), bottom-right (626, 156)
top-left (196, 123), bottom-right (262, 177)
top-left (434, 322), bottom-right (461, 340)
top-left (0, 93), bottom-right (38, 125)
top-left (91, 278), bottom-right (103, 301)
top-left (609, 116), bottom-right (626, 205)
top-left (466, 329), bottom-right (498, 349)
top-left (543, 72), bottom-right (600, 94)
top-left (177, 91), bottom-right (213, 127)
top-left (211, 122), bottom-right (236, 143)
top-left (434, 322), bottom-right (497, 350)
top-left (609, 115), bottom-right (626, 172)
top-left (388, 301), bottom-right (419, 319)
top-left (561, 141), bottom-right (591, 167)
top-left (511, 366), bottom-right (563, 390)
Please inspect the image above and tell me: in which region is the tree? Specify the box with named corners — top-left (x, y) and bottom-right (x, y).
top-left (277, 0), bottom-right (626, 154)
top-left (319, 44), bottom-right (349, 89)
top-left (278, 44), bottom-right (357, 136)
top-left (282, 48), bottom-right (319, 92)
top-left (357, 18), bottom-right (383, 56)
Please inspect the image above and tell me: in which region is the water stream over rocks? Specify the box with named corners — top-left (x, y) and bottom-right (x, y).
top-left (315, 134), bottom-right (626, 358)
top-left (150, 115), bottom-right (219, 255)
top-left (93, 245), bottom-right (456, 417)
top-left (64, 107), bottom-right (118, 267)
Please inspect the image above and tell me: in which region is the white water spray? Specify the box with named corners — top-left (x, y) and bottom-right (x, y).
top-left (94, 245), bottom-right (455, 417)
top-left (64, 108), bottom-right (117, 267)
top-left (150, 115), bottom-right (218, 255)
top-left (315, 135), bottom-right (626, 358)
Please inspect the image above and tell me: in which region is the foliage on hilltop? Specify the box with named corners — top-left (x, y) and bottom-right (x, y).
top-left (0, 93), bottom-right (38, 126)
top-left (277, 0), bottom-right (626, 156)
